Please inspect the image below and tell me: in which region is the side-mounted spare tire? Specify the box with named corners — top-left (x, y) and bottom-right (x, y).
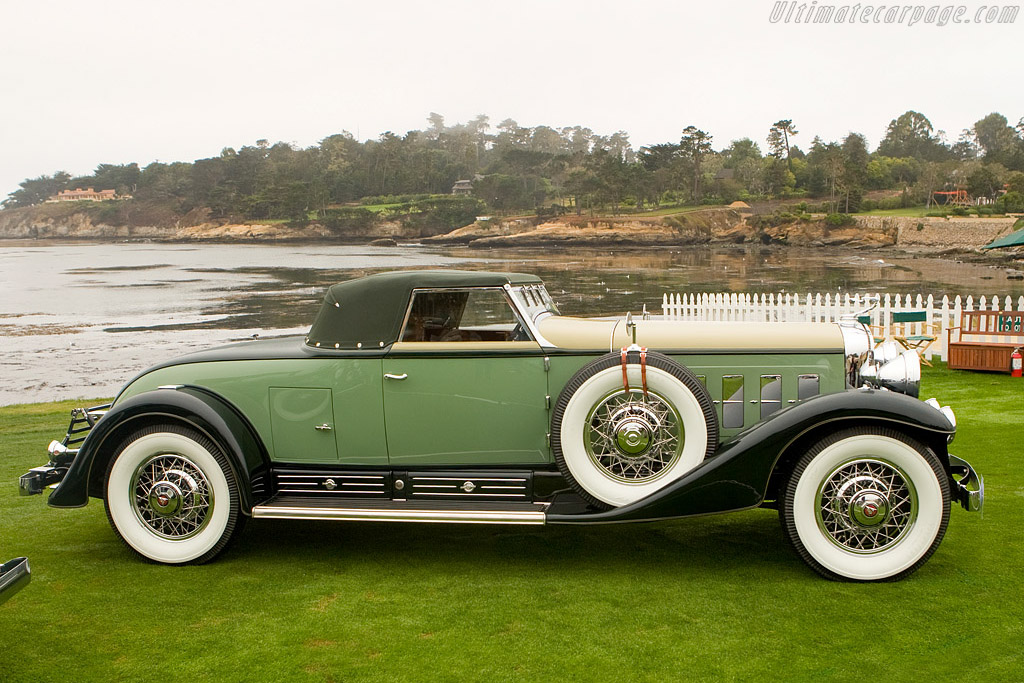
top-left (551, 350), bottom-right (719, 509)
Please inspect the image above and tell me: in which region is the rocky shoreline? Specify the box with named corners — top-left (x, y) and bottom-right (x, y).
top-left (1, 204), bottom-right (1020, 261)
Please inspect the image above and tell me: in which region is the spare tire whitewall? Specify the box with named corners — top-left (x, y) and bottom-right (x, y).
top-left (781, 427), bottom-right (950, 581)
top-left (552, 352), bottom-right (718, 508)
top-left (104, 424), bottom-right (244, 565)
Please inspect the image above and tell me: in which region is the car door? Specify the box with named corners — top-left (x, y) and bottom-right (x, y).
top-left (382, 287), bottom-right (549, 466)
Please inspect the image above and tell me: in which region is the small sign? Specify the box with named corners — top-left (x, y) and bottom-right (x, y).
top-left (997, 314), bottom-right (1023, 333)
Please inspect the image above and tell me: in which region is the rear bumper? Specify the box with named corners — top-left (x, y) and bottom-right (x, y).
top-left (0, 557), bottom-right (30, 605)
top-left (948, 454), bottom-right (984, 513)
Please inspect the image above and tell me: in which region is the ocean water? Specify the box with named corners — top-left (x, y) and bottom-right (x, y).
top-left (1, 240), bottom-right (1019, 405)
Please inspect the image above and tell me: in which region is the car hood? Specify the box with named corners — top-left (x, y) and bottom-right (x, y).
top-left (536, 316), bottom-right (845, 352)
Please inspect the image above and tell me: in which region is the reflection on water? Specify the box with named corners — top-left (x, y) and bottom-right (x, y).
top-left (1, 240), bottom-right (1021, 405)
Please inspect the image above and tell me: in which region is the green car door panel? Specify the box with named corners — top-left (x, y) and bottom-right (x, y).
top-left (383, 344), bottom-right (549, 465)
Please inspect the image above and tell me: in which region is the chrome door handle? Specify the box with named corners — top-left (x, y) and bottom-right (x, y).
top-left (314, 424), bottom-right (333, 431)
top-left (384, 373), bottom-right (408, 380)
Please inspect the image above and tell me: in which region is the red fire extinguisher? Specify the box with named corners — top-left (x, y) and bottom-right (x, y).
top-left (1012, 347), bottom-right (1023, 378)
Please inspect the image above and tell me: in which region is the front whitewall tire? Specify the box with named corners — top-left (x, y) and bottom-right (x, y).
top-left (781, 428), bottom-right (950, 581)
top-left (104, 425), bottom-right (243, 565)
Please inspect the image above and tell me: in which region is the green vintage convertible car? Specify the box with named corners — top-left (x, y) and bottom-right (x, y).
top-left (21, 271), bottom-right (983, 581)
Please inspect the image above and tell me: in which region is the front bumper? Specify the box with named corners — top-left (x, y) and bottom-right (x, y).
top-left (948, 454), bottom-right (984, 513)
top-left (19, 403), bottom-right (109, 497)
top-left (19, 443), bottom-right (78, 496)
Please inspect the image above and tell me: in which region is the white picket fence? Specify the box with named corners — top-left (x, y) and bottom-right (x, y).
top-left (661, 291), bottom-right (1024, 361)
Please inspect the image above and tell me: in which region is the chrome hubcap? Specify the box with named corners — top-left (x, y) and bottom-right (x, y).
top-left (148, 480), bottom-right (185, 517)
top-left (132, 455), bottom-right (213, 539)
top-left (586, 389), bottom-right (682, 483)
top-left (849, 490), bottom-right (889, 527)
top-left (615, 418), bottom-right (652, 455)
top-left (816, 459), bottom-right (916, 553)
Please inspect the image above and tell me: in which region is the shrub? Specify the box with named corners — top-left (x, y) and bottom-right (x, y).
top-left (746, 211), bottom-right (813, 229)
top-left (995, 191), bottom-right (1024, 213)
top-left (536, 204), bottom-right (567, 219)
top-left (321, 207), bottom-right (377, 232)
top-left (825, 213), bottom-right (856, 227)
top-left (401, 197), bottom-right (485, 233)
top-left (360, 193), bottom-right (433, 206)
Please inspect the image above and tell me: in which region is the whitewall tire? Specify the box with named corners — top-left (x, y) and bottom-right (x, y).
top-left (552, 351), bottom-right (718, 509)
top-left (104, 424), bottom-right (244, 564)
top-left (781, 427), bottom-right (950, 581)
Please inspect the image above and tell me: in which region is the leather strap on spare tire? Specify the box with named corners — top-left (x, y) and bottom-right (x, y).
top-left (551, 350), bottom-right (719, 510)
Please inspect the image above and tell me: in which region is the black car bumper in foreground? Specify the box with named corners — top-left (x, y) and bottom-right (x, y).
top-left (0, 557), bottom-right (30, 605)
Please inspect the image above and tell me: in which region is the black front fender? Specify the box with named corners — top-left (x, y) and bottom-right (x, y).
top-left (547, 388), bottom-right (955, 524)
top-left (47, 386), bottom-right (271, 513)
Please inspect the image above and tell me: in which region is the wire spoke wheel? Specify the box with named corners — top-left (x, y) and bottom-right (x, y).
top-left (781, 427), bottom-right (950, 582)
top-left (816, 459), bottom-right (916, 553)
top-left (552, 351), bottom-right (717, 509)
top-left (105, 424), bottom-right (244, 565)
top-left (586, 389), bottom-right (682, 483)
top-left (132, 453), bottom-right (214, 540)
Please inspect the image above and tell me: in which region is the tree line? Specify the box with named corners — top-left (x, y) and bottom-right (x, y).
top-left (6, 110), bottom-right (1024, 220)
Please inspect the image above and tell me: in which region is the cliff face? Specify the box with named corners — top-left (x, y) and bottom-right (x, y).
top-left (0, 204), bottom-right (440, 242)
top-left (0, 204), bottom-right (141, 239)
top-left (447, 209), bottom-right (892, 248)
top-left (439, 209), bottom-right (743, 248)
top-left (2, 203), bottom-right (1018, 251)
top-left (434, 212), bottom-right (1017, 251)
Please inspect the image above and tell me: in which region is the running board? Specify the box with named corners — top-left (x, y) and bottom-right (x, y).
top-left (252, 496), bottom-right (547, 525)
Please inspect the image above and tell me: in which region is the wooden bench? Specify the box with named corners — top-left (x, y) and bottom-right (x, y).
top-left (948, 311), bottom-right (1024, 372)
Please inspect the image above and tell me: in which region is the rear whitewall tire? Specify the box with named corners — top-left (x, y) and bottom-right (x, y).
top-left (104, 425), bottom-right (244, 565)
top-left (781, 427), bottom-right (950, 582)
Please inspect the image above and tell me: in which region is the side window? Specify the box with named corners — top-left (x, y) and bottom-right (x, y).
top-left (401, 289), bottom-right (527, 342)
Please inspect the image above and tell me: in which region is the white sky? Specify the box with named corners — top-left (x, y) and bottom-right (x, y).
top-left (1, 0), bottom-right (1020, 197)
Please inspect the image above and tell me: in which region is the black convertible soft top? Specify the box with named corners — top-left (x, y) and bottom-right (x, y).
top-left (305, 270), bottom-right (541, 349)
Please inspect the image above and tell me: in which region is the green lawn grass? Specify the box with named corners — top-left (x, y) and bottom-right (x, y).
top-left (1, 366), bottom-right (1020, 681)
top-left (584, 205), bottom-right (718, 218)
top-left (355, 202), bottom-right (404, 213)
top-left (853, 206), bottom-right (1010, 218)
top-left (854, 206), bottom-right (933, 217)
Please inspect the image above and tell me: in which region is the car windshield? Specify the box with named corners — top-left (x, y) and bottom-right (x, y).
top-left (510, 284), bottom-right (559, 322)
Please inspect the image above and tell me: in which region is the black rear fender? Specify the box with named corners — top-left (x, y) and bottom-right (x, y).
top-left (48, 386), bottom-right (271, 513)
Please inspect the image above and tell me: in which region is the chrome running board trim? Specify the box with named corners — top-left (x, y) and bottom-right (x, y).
top-left (252, 503), bottom-right (547, 525)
